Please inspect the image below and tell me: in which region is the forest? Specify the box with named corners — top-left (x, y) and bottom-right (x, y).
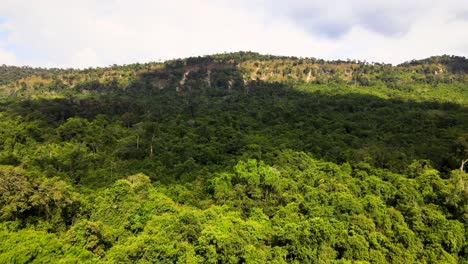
top-left (0, 52), bottom-right (467, 263)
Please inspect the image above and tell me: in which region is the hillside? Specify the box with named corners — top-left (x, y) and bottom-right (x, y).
top-left (0, 52), bottom-right (467, 263)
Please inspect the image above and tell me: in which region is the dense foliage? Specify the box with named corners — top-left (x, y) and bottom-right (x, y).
top-left (0, 53), bottom-right (467, 263)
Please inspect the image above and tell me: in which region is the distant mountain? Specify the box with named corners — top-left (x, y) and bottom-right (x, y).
top-left (399, 55), bottom-right (468, 73)
top-left (1, 52), bottom-right (467, 95)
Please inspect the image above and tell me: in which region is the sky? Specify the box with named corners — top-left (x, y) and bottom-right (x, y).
top-left (0, 0), bottom-right (468, 68)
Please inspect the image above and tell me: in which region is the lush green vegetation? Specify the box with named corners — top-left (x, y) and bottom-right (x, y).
top-left (0, 52), bottom-right (467, 263)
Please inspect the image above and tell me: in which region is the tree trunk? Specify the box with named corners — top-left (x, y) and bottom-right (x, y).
top-left (150, 134), bottom-right (155, 157)
top-left (460, 158), bottom-right (468, 172)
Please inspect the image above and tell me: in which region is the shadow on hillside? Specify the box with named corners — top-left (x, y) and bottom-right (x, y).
top-left (1, 61), bottom-right (466, 184)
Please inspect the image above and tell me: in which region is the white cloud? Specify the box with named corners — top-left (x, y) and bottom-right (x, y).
top-left (0, 0), bottom-right (467, 67)
top-left (70, 48), bottom-right (101, 69)
top-left (0, 48), bottom-right (17, 65)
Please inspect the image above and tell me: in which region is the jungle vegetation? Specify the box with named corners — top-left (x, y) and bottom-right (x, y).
top-left (0, 52), bottom-right (467, 263)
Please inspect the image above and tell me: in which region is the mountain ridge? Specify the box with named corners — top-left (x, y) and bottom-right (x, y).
top-left (2, 51), bottom-right (468, 68)
top-left (1, 52), bottom-right (467, 101)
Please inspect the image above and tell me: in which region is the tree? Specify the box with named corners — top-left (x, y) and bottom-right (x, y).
top-left (0, 166), bottom-right (33, 220)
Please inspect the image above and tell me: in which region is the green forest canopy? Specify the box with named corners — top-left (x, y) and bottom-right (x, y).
top-left (0, 52), bottom-right (467, 263)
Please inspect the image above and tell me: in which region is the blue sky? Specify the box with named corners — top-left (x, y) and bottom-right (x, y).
top-left (1, 0), bottom-right (468, 68)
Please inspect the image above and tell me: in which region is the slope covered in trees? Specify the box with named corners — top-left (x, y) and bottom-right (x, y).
top-left (0, 52), bottom-right (467, 263)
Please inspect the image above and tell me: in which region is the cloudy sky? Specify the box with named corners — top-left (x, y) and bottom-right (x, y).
top-left (1, 0), bottom-right (468, 68)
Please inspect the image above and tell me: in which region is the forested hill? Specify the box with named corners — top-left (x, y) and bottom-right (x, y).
top-left (0, 52), bottom-right (468, 263)
top-left (2, 52), bottom-right (468, 91)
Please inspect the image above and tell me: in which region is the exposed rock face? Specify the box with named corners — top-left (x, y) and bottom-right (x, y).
top-left (176, 70), bottom-right (191, 92)
top-left (228, 80), bottom-right (233, 92)
top-left (206, 69), bottom-right (212, 88)
top-left (306, 69), bottom-right (312, 83)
